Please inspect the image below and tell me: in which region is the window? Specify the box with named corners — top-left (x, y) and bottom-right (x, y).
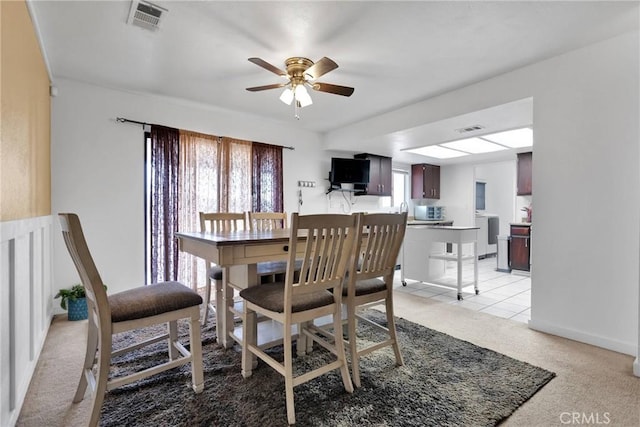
top-left (476, 181), bottom-right (486, 211)
top-left (392, 170), bottom-right (409, 209)
top-left (145, 126), bottom-right (283, 284)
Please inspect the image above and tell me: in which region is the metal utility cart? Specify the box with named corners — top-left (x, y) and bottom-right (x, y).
top-left (402, 225), bottom-right (479, 300)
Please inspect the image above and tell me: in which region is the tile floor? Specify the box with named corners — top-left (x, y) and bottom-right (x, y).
top-left (395, 256), bottom-right (531, 323)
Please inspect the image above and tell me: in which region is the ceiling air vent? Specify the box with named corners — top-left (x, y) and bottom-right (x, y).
top-left (127, 0), bottom-right (167, 31)
top-left (456, 125), bottom-right (484, 134)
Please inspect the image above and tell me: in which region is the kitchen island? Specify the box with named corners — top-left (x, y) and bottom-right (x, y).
top-left (401, 225), bottom-right (479, 300)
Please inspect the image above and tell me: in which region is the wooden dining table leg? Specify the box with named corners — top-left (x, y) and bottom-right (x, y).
top-left (214, 274), bottom-right (225, 345)
top-left (216, 267), bottom-right (233, 348)
top-left (225, 264), bottom-right (260, 357)
top-left (221, 267), bottom-right (233, 349)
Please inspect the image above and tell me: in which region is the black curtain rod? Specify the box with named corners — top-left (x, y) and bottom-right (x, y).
top-left (116, 117), bottom-right (148, 127)
top-left (115, 116), bottom-right (295, 150)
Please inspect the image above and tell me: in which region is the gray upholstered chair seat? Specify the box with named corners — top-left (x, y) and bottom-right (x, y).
top-left (208, 266), bottom-right (223, 281)
top-left (342, 277), bottom-right (386, 297)
top-left (240, 281), bottom-right (334, 313)
top-left (109, 281), bottom-right (203, 323)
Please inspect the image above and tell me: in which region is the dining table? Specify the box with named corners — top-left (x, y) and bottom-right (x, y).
top-left (175, 228), bottom-right (306, 349)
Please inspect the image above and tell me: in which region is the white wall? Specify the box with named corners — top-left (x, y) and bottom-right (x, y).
top-left (328, 31), bottom-right (640, 358)
top-left (475, 160), bottom-right (517, 236)
top-left (51, 79), bottom-right (330, 298)
top-left (439, 164), bottom-right (475, 227)
top-left (530, 32), bottom-right (638, 357)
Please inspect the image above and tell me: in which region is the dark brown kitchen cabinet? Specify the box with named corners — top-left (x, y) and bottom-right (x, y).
top-left (354, 153), bottom-right (392, 196)
top-left (517, 152), bottom-right (532, 196)
top-left (411, 163), bottom-right (440, 199)
top-left (510, 224), bottom-right (531, 271)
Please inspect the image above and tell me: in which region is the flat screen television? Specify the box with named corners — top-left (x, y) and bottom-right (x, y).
top-left (330, 157), bottom-right (370, 184)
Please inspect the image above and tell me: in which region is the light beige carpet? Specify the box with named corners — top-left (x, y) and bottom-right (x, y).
top-left (17, 291), bottom-right (640, 426)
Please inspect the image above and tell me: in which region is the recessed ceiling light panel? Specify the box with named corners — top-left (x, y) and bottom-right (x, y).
top-left (441, 137), bottom-right (508, 154)
top-left (406, 145), bottom-right (469, 159)
top-left (482, 128), bottom-right (533, 148)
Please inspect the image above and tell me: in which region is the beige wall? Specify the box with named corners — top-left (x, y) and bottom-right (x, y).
top-left (1, 0), bottom-right (51, 221)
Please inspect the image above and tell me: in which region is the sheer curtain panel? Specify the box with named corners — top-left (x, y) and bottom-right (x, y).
top-left (149, 125), bottom-right (180, 283)
top-left (149, 128), bottom-right (283, 289)
top-left (178, 131), bottom-right (221, 288)
top-left (252, 142), bottom-right (283, 212)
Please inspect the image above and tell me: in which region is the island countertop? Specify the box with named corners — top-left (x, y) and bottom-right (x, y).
top-left (408, 225), bottom-right (479, 230)
top-left (407, 219), bottom-right (453, 226)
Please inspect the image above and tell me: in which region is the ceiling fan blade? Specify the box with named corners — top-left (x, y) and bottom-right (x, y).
top-left (248, 57), bottom-right (287, 77)
top-left (311, 82), bottom-right (355, 97)
top-left (246, 83), bottom-right (288, 92)
top-left (304, 57), bottom-right (338, 80)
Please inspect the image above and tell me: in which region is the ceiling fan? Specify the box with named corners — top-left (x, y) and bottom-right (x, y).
top-left (246, 56), bottom-right (354, 118)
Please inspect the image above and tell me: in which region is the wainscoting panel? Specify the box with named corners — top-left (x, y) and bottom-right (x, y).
top-left (0, 216), bottom-right (53, 426)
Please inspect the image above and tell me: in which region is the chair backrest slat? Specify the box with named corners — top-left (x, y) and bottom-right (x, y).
top-left (248, 211), bottom-right (287, 231)
top-left (285, 213), bottom-right (359, 304)
top-left (199, 212), bottom-right (246, 233)
top-left (352, 212), bottom-right (408, 286)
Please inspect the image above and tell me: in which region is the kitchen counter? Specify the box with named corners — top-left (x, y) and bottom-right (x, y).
top-left (412, 225), bottom-right (478, 230)
top-left (407, 220), bottom-right (453, 226)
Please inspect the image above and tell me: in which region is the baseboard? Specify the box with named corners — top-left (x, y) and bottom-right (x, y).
top-left (634, 357), bottom-right (640, 377)
top-left (528, 318), bottom-right (636, 357)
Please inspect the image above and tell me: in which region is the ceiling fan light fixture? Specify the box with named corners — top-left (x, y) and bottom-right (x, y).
top-left (246, 56), bottom-right (353, 118)
top-left (279, 87), bottom-right (294, 105)
top-left (294, 84), bottom-right (313, 107)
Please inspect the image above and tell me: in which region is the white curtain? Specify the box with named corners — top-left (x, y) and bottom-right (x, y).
top-left (177, 131), bottom-right (252, 290)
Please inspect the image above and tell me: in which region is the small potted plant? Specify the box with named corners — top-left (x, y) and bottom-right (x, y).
top-left (55, 284), bottom-right (108, 320)
top-left (55, 284), bottom-right (88, 321)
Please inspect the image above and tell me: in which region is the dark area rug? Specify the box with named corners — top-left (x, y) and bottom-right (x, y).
top-left (101, 310), bottom-right (555, 426)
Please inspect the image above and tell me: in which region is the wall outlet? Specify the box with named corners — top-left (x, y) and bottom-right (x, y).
top-left (298, 180), bottom-right (316, 188)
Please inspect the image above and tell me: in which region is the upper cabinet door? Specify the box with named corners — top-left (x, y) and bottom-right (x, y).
top-left (354, 153), bottom-right (392, 196)
top-left (411, 163), bottom-right (440, 199)
top-left (517, 152), bottom-right (532, 196)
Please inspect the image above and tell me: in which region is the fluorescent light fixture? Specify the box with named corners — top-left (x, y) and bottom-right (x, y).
top-left (441, 137), bottom-right (508, 154)
top-left (482, 127), bottom-right (533, 148)
top-left (406, 145), bottom-right (469, 159)
top-left (279, 88), bottom-right (294, 105)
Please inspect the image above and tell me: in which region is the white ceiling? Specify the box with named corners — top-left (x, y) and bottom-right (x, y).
top-left (29, 0), bottom-right (639, 164)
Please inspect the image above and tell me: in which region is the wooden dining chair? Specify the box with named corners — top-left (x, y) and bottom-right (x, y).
top-left (248, 211), bottom-right (288, 231)
top-left (248, 211), bottom-right (292, 284)
top-left (198, 212), bottom-right (246, 326)
top-left (240, 213), bottom-right (359, 425)
top-left (198, 211), bottom-right (292, 345)
top-left (342, 212), bottom-right (408, 387)
top-left (59, 213), bottom-right (204, 427)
